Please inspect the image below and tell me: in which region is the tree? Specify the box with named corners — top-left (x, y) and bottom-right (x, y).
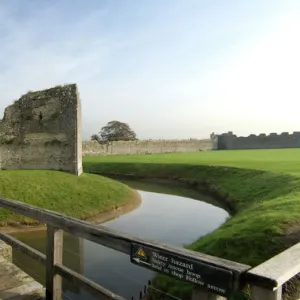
top-left (91, 134), bottom-right (100, 142)
top-left (92, 121), bottom-right (137, 143)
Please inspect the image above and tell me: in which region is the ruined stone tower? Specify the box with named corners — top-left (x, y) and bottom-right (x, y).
top-left (0, 84), bottom-right (83, 175)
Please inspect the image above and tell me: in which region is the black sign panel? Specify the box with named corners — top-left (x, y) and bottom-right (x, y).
top-left (130, 243), bottom-right (233, 297)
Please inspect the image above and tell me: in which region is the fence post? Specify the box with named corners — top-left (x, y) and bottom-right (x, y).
top-left (46, 225), bottom-right (63, 300)
top-left (191, 289), bottom-right (227, 300)
top-left (250, 286), bottom-right (282, 300)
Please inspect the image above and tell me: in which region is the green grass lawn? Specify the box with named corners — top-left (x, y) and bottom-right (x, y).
top-left (1, 149), bottom-right (299, 298)
top-left (82, 149), bottom-right (300, 300)
top-left (84, 148), bottom-right (300, 174)
top-left (0, 170), bottom-right (132, 225)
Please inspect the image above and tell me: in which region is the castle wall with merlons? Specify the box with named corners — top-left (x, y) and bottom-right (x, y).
top-left (213, 131), bottom-right (300, 150)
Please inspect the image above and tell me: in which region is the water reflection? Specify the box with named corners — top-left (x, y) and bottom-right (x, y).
top-left (12, 181), bottom-right (229, 300)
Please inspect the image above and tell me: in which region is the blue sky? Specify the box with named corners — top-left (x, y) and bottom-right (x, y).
top-left (1, 0), bottom-right (300, 140)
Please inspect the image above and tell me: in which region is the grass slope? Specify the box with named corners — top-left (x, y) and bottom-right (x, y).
top-left (83, 150), bottom-right (300, 299)
top-left (0, 170), bottom-right (132, 225)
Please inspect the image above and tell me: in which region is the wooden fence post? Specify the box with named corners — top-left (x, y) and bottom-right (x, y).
top-left (250, 286), bottom-right (282, 300)
top-left (191, 289), bottom-right (227, 300)
top-left (46, 225), bottom-right (63, 300)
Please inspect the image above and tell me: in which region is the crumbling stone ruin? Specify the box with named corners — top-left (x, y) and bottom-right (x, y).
top-left (212, 131), bottom-right (300, 150)
top-left (0, 84), bottom-right (82, 175)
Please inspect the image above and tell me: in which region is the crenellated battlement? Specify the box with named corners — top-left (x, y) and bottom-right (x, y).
top-left (211, 131), bottom-right (300, 150)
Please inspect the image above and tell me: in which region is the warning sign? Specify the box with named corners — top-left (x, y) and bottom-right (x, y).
top-left (130, 243), bottom-right (234, 297)
top-left (136, 247), bottom-right (146, 259)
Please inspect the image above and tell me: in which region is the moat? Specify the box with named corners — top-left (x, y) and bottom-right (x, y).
top-left (11, 180), bottom-right (229, 300)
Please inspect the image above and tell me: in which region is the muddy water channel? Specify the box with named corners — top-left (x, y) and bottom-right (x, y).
top-left (11, 180), bottom-right (229, 300)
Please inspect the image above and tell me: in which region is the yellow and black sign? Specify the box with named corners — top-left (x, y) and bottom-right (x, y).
top-left (136, 247), bottom-right (146, 258)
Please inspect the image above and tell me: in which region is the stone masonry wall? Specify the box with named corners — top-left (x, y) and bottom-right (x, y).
top-left (0, 84), bottom-right (82, 175)
top-left (213, 131), bottom-right (300, 150)
top-left (83, 139), bottom-right (212, 156)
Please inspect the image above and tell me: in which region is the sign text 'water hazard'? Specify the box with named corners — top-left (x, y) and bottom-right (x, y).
top-left (130, 243), bottom-right (234, 296)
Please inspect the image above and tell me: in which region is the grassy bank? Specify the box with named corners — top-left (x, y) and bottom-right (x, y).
top-left (0, 170), bottom-right (133, 226)
top-left (83, 150), bottom-right (300, 299)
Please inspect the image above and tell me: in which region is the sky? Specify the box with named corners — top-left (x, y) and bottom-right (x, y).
top-left (0, 0), bottom-right (300, 140)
